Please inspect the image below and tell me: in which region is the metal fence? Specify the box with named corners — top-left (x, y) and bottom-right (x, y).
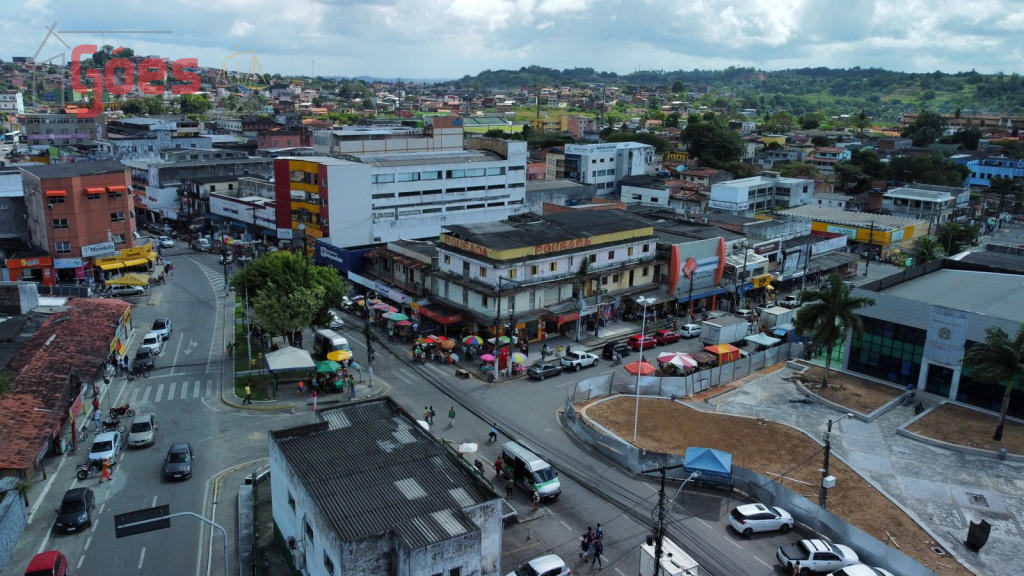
top-left (250, 466), bottom-right (271, 576)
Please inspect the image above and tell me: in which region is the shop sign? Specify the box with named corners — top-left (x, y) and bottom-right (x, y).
top-left (54, 258), bottom-right (84, 269)
top-left (534, 237), bottom-right (591, 255)
top-left (754, 241), bottom-right (780, 255)
top-left (82, 241), bottom-right (116, 258)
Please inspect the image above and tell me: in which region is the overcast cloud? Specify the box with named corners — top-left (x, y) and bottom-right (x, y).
top-left (4, 0), bottom-right (1022, 80)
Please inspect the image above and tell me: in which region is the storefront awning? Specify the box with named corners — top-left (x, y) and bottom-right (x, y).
top-left (122, 258), bottom-right (150, 268)
top-left (106, 185), bottom-right (127, 192)
top-left (678, 287), bottom-right (727, 302)
top-left (84, 187), bottom-right (105, 194)
top-left (45, 189), bottom-right (67, 197)
top-left (105, 273), bottom-right (150, 286)
top-left (98, 261), bottom-right (124, 271)
top-left (417, 305), bottom-right (463, 325)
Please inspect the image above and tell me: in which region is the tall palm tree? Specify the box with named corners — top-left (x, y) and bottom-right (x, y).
top-left (911, 235), bottom-right (945, 265)
top-left (961, 325), bottom-right (1024, 441)
top-left (794, 272), bottom-right (876, 388)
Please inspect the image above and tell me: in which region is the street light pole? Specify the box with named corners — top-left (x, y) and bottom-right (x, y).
top-left (633, 296), bottom-right (655, 443)
top-left (493, 277), bottom-right (503, 380)
top-left (863, 220), bottom-right (875, 276)
top-left (819, 412), bottom-right (854, 509)
top-left (734, 242), bottom-right (749, 311)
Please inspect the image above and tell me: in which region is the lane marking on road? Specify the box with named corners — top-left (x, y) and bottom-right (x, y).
top-left (181, 381), bottom-right (189, 399)
top-left (725, 534), bottom-right (743, 549)
top-left (77, 554), bottom-right (86, 570)
top-left (502, 542), bottom-right (542, 556)
top-left (755, 556), bottom-right (774, 569)
top-left (141, 386), bottom-right (152, 403)
top-left (138, 547), bottom-right (146, 570)
top-left (168, 382), bottom-right (177, 400)
top-left (155, 384), bottom-right (164, 402)
top-left (84, 536), bottom-right (92, 551)
top-left (152, 495), bottom-right (158, 507)
top-left (194, 380), bottom-right (202, 398)
top-left (130, 387), bottom-right (140, 404)
top-left (560, 520), bottom-right (574, 532)
top-left (696, 518), bottom-right (714, 530)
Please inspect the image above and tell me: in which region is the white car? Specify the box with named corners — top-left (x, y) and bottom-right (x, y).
top-left (88, 431), bottom-right (123, 465)
top-left (679, 323), bottom-right (701, 338)
top-left (140, 332), bottom-right (164, 355)
top-left (151, 317), bottom-right (172, 340)
top-left (505, 554), bottom-right (570, 576)
top-left (158, 236), bottom-right (175, 248)
top-left (559, 351), bottom-right (599, 371)
top-left (729, 502), bottom-right (793, 536)
top-left (828, 565), bottom-right (895, 576)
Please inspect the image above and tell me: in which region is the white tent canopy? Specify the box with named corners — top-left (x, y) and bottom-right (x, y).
top-left (744, 333), bottom-right (782, 348)
top-left (264, 346), bottom-right (316, 373)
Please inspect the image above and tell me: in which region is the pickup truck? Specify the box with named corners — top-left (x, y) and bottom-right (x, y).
top-left (777, 539), bottom-right (859, 574)
top-left (780, 295), bottom-right (802, 309)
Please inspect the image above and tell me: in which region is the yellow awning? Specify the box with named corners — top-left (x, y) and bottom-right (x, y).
top-left (122, 258), bottom-right (149, 267)
top-left (105, 273), bottom-right (150, 286)
top-left (98, 262), bottom-right (124, 271)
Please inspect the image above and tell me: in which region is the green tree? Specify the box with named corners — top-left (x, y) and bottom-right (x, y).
top-left (962, 324), bottom-right (1024, 441)
top-left (230, 251), bottom-right (345, 330)
top-left (778, 162), bottom-right (820, 179)
top-left (936, 222), bottom-right (981, 254)
top-left (670, 80), bottom-right (684, 93)
top-left (988, 176), bottom-right (1023, 213)
top-left (901, 109), bottom-right (947, 147)
top-left (682, 114), bottom-right (744, 167)
top-left (834, 163), bottom-right (872, 194)
top-left (794, 272), bottom-right (876, 388)
top-left (910, 235), bottom-right (945, 264)
top-left (178, 93), bottom-right (211, 115)
top-left (762, 111), bottom-right (795, 133)
top-left (799, 112), bottom-right (823, 130)
top-left (250, 282), bottom-right (324, 338)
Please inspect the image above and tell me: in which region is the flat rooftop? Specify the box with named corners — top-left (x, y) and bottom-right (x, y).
top-left (442, 210), bottom-right (655, 252)
top-left (345, 149), bottom-right (503, 167)
top-left (778, 205), bottom-right (926, 232)
top-left (878, 269), bottom-right (1024, 324)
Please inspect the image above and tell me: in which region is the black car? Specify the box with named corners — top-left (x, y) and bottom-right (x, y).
top-left (527, 362), bottom-right (563, 381)
top-left (601, 341), bottom-right (631, 360)
top-left (164, 442), bottom-right (194, 480)
top-left (134, 348), bottom-right (156, 371)
top-left (53, 487), bottom-right (95, 533)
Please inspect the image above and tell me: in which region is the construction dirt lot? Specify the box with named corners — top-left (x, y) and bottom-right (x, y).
top-left (582, 364), bottom-right (1022, 576)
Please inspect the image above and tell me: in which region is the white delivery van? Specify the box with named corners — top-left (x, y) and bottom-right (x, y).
top-left (500, 441), bottom-right (561, 501)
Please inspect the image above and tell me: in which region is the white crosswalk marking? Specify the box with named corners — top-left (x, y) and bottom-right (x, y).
top-left (125, 379), bottom-right (215, 407)
top-left (193, 381), bottom-right (201, 398)
top-left (181, 382), bottom-right (189, 399)
top-left (141, 386), bottom-right (151, 403)
top-left (155, 384), bottom-right (164, 402)
top-left (130, 388), bottom-right (140, 404)
top-left (168, 382), bottom-right (176, 399)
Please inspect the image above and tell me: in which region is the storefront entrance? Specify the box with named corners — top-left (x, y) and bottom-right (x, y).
top-left (924, 363), bottom-right (954, 397)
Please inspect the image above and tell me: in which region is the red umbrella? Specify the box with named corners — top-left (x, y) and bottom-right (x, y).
top-left (395, 320), bottom-right (412, 326)
top-left (657, 351), bottom-right (698, 368)
top-left (624, 360), bottom-right (656, 376)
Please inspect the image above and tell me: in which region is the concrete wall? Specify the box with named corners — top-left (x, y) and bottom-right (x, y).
top-left (0, 478), bottom-right (28, 572)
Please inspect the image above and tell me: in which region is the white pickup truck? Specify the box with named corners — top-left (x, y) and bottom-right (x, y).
top-left (777, 539), bottom-right (859, 574)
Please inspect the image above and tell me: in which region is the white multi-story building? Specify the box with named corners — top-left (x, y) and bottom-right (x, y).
top-left (562, 142), bottom-right (656, 194)
top-left (275, 138), bottom-right (528, 249)
top-left (882, 184), bottom-right (970, 227)
top-left (0, 90), bottom-right (24, 115)
top-left (709, 172), bottom-right (814, 215)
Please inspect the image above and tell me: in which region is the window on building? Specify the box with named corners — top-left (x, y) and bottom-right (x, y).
top-left (612, 273), bottom-right (620, 282)
top-left (549, 262), bottom-right (557, 272)
top-left (49, 196), bottom-right (65, 204)
top-left (396, 172), bottom-right (420, 182)
top-left (112, 234), bottom-right (126, 244)
top-left (288, 492), bottom-right (295, 511)
top-left (304, 519), bottom-right (314, 542)
top-left (642, 266), bottom-right (649, 277)
top-left (486, 167), bottom-right (505, 176)
top-left (466, 168), bottom-right (485, 178)
top-left (449, 569), bottom-right (462, 576)
top-left (372, 174), bottom-right (395, 184)
top-left (481, 294), bottom-right (489, 307)
top-left (422, 171), bottom-right (441, 180)
top-left (530, 265), bottom-right (538, 275)
top-left (479, 267), bottom-right (487, 277)
top-left (443, 255), bottom-right (451, 264)
top-left (323, 552), bottom-right (335, 575)
top-left (51, 218), bottom-right (69, 229)
top-left (642, 244), bottom-right (650, 253)
top-left (507, 269), bottom-right (517, 279)
top-left (447, 169), bottom-right (466, 179)
top-left (55, 241), bottom-right (71, 254)
top-left (628, 246), bottom-right (634, 256)
top-left (111, 212), bottom-right (126, 222)
top-left (601, 276), bottom-right (608, 285)
top-left (608, 250), bottom-right (615, 259)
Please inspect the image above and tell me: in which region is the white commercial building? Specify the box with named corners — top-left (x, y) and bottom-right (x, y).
top-left (0, 90), bottom-right (24, 115)
top-left (278, 138), bottom-right (528, 248)
top-left (562, 142), bottom-right (656, 194)
top-left (882, 184), bottom-right (970, 227)
top-left (312, 117), bottom-right (464, 156)
top-left (709, 172), bottom-right (814, 215)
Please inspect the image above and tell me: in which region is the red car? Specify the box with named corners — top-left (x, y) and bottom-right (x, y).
top-left (626, 334), bottom-right (658, 351)
top-left (653, 329), bottom-right (682, 345)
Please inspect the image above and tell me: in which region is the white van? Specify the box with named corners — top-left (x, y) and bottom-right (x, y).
top-left (313, 328), bottom-right (351, 358)
top-left (500, 441), bottom-right (561, 501)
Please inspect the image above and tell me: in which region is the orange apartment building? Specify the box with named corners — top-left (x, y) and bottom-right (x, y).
top-left (19, 160), bottom-right (140, 283)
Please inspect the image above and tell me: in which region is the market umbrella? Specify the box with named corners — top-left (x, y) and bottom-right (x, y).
top-left (510, 352), bottom-right (527, 364)
top-left (440, 339), bottom-right (456, 350)
top-left (462, 335), bottom-right (483, 346)
top-left (480, 353), bottom-right (496, 362)
top-left (386, 312), bottom-right (409, 322)
top-left (430, 335), bottom-right (448, 341)
top-left (373, 302), bottom-right (397, 312)
top-left (657, 351), bottom-right (698, 368)
top-left (395, 319), bottom-right (413, 327)
top-left (458, 442), bottom-right (478, 454)
top-left (449, 353), bottom-right (460, 363)
top-left (316, 360), bottom-right (341, 373)
top-left (624, 360), bottom-right (656, 376)
top-left (704, 344), bottom-right (742, 364)
top-left (326, 350), bottom-right (352, 362)
top-left (369, 298), bottom-right (382, 305)
top-left (418, 337), bottom-right (437, 344)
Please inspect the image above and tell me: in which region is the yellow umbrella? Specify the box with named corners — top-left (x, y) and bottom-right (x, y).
top-left (327, 350), bottom-right (352, 362)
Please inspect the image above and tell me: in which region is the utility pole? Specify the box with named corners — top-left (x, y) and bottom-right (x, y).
top-left (801, 237), bottom-right (813, 291)
top-left (362, 300), bottom-right (374, 388)
top-left (863, 220), bottom-right (875, 277)
top-left (640, 463), bottom-right (686, 576)
top-left (493, 278), bottom-right (503, 380)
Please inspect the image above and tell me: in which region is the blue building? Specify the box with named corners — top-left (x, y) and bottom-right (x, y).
top-left (965, 156), bottom-right (1024, 187)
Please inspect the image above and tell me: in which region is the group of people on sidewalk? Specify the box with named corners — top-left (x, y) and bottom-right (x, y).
top-left (578, 524), bottom-right (605, 569)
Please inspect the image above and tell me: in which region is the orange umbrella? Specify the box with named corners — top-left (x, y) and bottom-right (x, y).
top-left (704, 344), bottom-right (741, 364)
top-left (624, 360), bottom-right (656, 376)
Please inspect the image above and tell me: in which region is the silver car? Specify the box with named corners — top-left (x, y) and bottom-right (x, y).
top-left (127, 413), bottom-right (157, 448)
top-left (88, 431), bottom-right (123, 465)
top-left (505, 554), bottom-right (570, 576)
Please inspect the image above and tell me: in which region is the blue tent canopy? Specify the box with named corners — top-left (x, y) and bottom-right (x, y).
top-left (683, 447), bottom-right (733, 479)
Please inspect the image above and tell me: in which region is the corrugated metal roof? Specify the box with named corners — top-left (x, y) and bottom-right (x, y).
top-left (274, 400), bottom-right (495, 547)
top-left (778, 205), bottom-right (927, 231)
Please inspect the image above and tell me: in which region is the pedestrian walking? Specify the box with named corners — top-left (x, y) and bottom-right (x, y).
top-left (592, 537), bottom-right (604, 569)
top-left (586, 538), bottom-right (595, 564)
top-left (388, 329), bottom-right (394, 342)
top-left (447, 406), bottom-right (456, 427)
top-left (93, 408), bottom-right (102, 432)
top-left (488, 423), bottom-right (498, 443)
top-left (505, 477), bottom-right (514, 498)
top-left (493, 456), bottom-right (503, 477)
top-left (531, 490), bottom-right (539, 511)
top-left (792, 561), bottom-right (801, 576)
top-left (117, 357), bottom-right (124, 375)
top-left (99, 458), bottom-right (112, 483)
top-left (595, 523), bottom-right (603, 541)
top-left (423, 406), bottom-right (430, 423)
top-left (92, 397), bottom-right (100, 413)
top-left (428, 405), bottom-right (435, 425)
top-left (243, 382), bottom-right (252, 404)
top-left (297, 380), bottom-right (305, 398)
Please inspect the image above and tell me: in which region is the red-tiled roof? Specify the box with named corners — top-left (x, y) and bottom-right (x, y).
top-left (1, 298), bottom-right (131, 473)
top-left (815, 147), bottom-right (844, 154)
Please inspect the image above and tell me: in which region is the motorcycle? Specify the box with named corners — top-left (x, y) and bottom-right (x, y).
top-left (76, 459), bottom-right (103, 480)
top-left (101, 417), bottom-right (127, 433)
top-left (109, 404), bottom-right (136, 419)
top-left (902, 391), bottom-right (916, 406)
top-left (126, 367), bottom-right (150, 381)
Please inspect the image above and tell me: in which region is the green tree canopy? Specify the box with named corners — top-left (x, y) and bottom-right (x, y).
top-left (962, 324), bottom-right (1024, 440)
top-left (681, 114), bottom-right (745, 168)
top-left (177, 93), bottom-right (211, 115)
top-left (901, 109), bottom-right (947, 146)
top-left (910, 235), bottom-right (945, 265)
top-left (778, 162), bottom-right (821, 179)
top-left (230, 251), bottom-right (346, 331)
top-left (794, 272), bottom-right (876, 387)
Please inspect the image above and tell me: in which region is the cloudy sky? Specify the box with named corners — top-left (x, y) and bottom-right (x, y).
top-left (4, 0), bottom-right (1022, 80)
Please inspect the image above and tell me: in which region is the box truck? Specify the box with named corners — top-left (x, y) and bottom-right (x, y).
top-left (759, 306), bottom-right (796, 330)
top-left (699, 315), bottom-right (749, 346)
top-left (639, 536), bottom-right (699, 576)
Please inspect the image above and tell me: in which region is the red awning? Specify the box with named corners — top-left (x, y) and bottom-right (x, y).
top-left (84, 186), bottom-right (105, 194)
top-left (417, 306), bottom-right (463, 325)
top-left (45, 189), bottom-right (67, 197)
top-left (106, 185), bottom-right (127, 192)
top-left (555, 311), bottom-right (579, 324)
